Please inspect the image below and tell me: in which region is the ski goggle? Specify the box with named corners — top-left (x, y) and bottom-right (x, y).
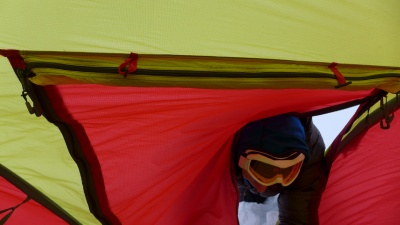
top-left (238, 149), bottom-right (305, 187)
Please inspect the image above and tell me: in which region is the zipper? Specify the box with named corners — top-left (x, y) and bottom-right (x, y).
top-left (26, 62), bottom-right (400, 80)
top-left (27, 62), bottom-right (336, 79)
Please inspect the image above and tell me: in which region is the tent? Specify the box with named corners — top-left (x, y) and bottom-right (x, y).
top-left (1, 1), bottom-right (399, 224)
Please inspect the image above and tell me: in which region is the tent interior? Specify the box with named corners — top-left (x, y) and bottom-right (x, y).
top-left (1, 1), bottom-right (400, 224)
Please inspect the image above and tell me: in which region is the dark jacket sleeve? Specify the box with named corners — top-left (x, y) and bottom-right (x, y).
top-left (277, 118), bottom-right (328, 225)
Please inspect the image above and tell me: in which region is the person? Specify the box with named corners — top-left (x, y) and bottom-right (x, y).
top-left (233, 115), bottom-right (327, 225)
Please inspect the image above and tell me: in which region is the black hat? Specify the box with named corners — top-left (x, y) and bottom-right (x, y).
top-left (234, 115), bottom-right (310, 162)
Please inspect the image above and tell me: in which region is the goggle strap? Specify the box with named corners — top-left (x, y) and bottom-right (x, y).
top-left (238, 155), bottom-right (250, 170)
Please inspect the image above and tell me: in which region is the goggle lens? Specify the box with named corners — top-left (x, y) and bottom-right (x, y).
top-left (238, 150), bottom-right (305, 186)
top-left (250, 160), bottom-right (296, 179)
top-left (247, 158), bottom-right (303, 186)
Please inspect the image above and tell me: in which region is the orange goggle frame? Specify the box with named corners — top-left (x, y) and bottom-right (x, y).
top-left (238, 149), bottom-right (305, 187)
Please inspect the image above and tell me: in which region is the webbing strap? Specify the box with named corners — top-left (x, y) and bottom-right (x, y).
top-left (0, 196), bottom-right (30, 225)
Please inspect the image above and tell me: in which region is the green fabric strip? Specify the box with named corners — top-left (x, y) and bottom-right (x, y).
top-left (18, 51), bottom-right (400, 93)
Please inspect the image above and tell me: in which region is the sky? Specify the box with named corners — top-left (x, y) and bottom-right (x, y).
top-left (238, 106), bottom-right (358, 225)
top-left (313, 106), bottom-right (357, 147)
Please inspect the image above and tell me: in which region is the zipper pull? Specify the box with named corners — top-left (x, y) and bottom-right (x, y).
top-left (15, 68), bottom-right (43, 117)
top-left (21, 90), bottom-right (42, 116)
top-left (22, 91), bottom-right (34, 114)
top-left (118, 52), bottom-right (138, 78)
top-left (1, 50), bottom-right (42, 117)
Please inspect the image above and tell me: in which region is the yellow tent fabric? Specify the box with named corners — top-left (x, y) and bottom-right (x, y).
top-left (1, 1), bottom-right (399, 224)
top-left (0, 58), bottom-right (100, 224)
top-left (0, 1), bottom-right (399, 67)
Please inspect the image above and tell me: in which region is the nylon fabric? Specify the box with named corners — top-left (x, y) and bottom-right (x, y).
top-left (0, 1), bottom-right (399, 223)
top-left (0, 176), bottom-right (68, 225)
top-left (43, 84), bottom-right (371, 224)
top-left (319, 109), bottom-right (400, 224)
top-left (0, 1), bottom-right (399, 67)
top-left (0, 58), bottom-right (100, 225)
top-left (17, 51), bottom-right (400, 92)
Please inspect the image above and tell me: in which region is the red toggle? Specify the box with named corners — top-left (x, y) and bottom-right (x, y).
top-left (0, 49), bottom-right (26, 69)
top-left (329, 62), bottom-right (352, 88)
top-left (118, 52), bottom-right (138, 78)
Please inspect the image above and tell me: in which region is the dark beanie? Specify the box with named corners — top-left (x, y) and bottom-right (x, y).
top-left (235, 115), bottom-right (310, 162)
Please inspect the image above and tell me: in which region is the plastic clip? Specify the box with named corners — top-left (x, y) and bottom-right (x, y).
top-left (380, 96), bottom-right (394, 129)
top-left (329, 62), bottom-right (352, 88)
top-left (21, 91), bottom-right (34, 114)
top-left (21, 91), bottom-right (42, 117)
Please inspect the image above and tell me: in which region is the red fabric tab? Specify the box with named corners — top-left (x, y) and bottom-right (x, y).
top-left (118, 53), bottom-right (138, 78)
top-left (329, 62), bottom-right (347, 85)
top-left (0, 49), bottom-right (26, 69)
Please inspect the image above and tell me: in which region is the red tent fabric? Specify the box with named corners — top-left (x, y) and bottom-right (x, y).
top-left (319, 109), bottom-right (400, 224)
top-left (0, 176), bottom-right (68, 225)
top-left (43, 84), bottom-right (372, 224)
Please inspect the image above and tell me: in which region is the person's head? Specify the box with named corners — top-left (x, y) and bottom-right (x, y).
top-left (234, 115), bottom-right (310, 196)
